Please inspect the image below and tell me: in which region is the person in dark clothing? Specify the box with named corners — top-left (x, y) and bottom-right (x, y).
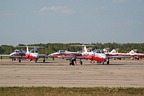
top-left (70, 58), bottom-right (75, 66)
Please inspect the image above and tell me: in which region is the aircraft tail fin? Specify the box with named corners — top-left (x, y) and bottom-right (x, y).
top-left (110, 49), bottom-right (117, 53)
top-left (26, 46), bottom-right (29, 53)
top-left (129, 50), bottom-right (136, 54)
top-left (82, 45), bottom-right (88, 53)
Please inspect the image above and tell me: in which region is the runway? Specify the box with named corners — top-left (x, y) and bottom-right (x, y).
top-left (0, 59), bottom-right (144, 87)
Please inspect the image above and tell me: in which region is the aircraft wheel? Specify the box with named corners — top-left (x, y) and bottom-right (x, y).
top-left (107, 60), bottom-right (109, 65)
top-left (80, 61), bottom-right (83, 65)
top-left (43, 58), bottom-right (46, 63)
top-left (19, 59), bottom-right (21, 63)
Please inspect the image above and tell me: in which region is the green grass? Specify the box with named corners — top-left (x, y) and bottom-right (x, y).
top-left (0, 87), bottom-right (144, 96)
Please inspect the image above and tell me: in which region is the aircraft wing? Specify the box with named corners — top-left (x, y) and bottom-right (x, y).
top-left (55, 55), bottom-right (85, 59)
top-left (9, 55), bottom-right (26, 58)
top-left (0, 54), bottom-right (10, 57)
top-left (10, 54), bottom-right (48, 58)
top-left (107, 55), bottom-right (131, 59)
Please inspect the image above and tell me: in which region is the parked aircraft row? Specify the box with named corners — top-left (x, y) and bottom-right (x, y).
top-left (0, 45), bottom-right (144, 65)
top-left (48, 45), bottom-right (144, 65)
top-left (104, 49), bottom-right (144, 60)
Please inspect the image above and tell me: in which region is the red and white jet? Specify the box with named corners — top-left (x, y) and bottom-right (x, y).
top-left (18, 46), bottom-right (48, 63)
top-left (81, 45), bottom-right (108, 64)
top-left (0, 46), bottom-right (48, 63)
top-left (128, 50), bottom-right (144, 60)
top-left (0, 49), bottom-right (25, 60)
top-left (105, 49), bottom-right (131, 59)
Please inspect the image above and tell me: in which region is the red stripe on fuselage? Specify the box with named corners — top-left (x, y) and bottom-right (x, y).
top-left (25, 54), bottom-right (37, 61)
top-left (86, 55), bottom-right (105, 62)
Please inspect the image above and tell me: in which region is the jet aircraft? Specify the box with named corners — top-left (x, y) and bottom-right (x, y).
top-left (0, 49), bottom-right (25, 60)
top-left (105, 49), bottom-right (131, 59)
top-left (0, 46), bottom-right (48, 63)
top-left (128, 50), bottom-right (144, 60)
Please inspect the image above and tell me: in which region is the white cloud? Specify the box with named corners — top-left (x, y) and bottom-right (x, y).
top-left (38, 6), bottom-right (75, 15)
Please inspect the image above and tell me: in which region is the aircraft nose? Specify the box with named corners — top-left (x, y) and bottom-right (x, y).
top-left (48, 54), bottom-right (54, 57)
top-left (101, 54), bottom-right (107, 58)
top-left (10, 53), bottom-right (15, 56)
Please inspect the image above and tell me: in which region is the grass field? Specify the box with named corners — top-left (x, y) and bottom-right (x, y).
top-left (0, 87), bottom-right (144, 96)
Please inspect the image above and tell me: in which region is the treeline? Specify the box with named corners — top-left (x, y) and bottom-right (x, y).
top-left (0, 43), bottom-right (144, 54)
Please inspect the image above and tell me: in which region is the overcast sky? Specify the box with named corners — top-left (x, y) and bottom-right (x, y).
top-left (0, 0), bottom-right (144, 45)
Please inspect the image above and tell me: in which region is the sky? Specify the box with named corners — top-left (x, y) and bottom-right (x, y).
top-left (0, 0), bottom-right (144, 45)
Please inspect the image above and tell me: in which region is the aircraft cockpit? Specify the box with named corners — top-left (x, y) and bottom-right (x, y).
top-left (14, 49), bottom-right (20, 53)
top-left (14, 49), bottom-right (24, 53)
top-left (93, 49), bottom-right (104, 53)
top-left (58, 50), bottom-right (65, 53)
top-left (30, 49), bottom-right (38, 53)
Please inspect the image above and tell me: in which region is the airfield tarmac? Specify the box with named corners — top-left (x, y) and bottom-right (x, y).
top-left (0, 59), bottom-right (144, 87)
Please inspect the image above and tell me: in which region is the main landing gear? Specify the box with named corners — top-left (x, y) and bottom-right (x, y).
top-left (19, 58), bottom-right (21, 63)
top-left (43, 58), bottom-right (46, 63)
top-left (103, 59), bottom-right (110, 65)
top-left (80, 59), bottom-right (83, 65)
top-left (106, 60), bottom-right (109, 65)
top-left (35, 58), bottom-right (46, 63)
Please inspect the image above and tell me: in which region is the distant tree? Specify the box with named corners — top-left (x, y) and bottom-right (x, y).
top-left (0, 47), bottom-right (4, 54)
top-left (1, 43), bottom-right (144, 54)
